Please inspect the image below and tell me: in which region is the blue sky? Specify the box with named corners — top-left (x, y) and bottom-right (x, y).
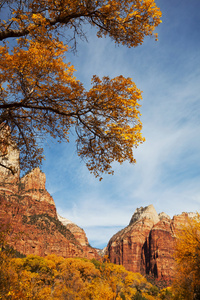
top-left (42, 0), bottom-right (200, 249)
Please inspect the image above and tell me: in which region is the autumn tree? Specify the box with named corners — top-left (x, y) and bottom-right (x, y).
top-left (0, 0), bottom-right (162, 177)
top-left (0, 251), bottom-right (171, 299)
top-left (172, 214), bottom-right (200, 300)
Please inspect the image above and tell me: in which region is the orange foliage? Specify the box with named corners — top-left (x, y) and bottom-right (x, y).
top-left (0, 252), bottom-right (169, 299)
top-left (172, 214), bottom-right (200, 299)
top-left (0, 0), bottom-right (162, 177)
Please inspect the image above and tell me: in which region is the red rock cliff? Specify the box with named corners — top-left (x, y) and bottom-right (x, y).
top-left (107, 205), bottom-right (195, 283)
top-left (0, 148), bottom-right (99, 260)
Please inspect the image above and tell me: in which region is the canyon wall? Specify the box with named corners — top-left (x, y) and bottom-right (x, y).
top-left (0, 148), bottom-right (99, 260)
top-left (107, 204), bottom-right (195, 284)
top-left (0, 143), bottom-right (196, 283)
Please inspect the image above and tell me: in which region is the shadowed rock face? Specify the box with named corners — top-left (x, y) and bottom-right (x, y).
top-left (107, 205), bottom-right (195, 283)
top-left (0, 147), bottom-right (99, 260)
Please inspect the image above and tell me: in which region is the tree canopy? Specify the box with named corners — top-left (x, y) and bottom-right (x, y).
top-left (0, 0), bottom-right (162, 177)
top-left (0, 250), bottom-right (168, 299)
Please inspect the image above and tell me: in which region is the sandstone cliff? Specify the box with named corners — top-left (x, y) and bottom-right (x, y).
top-left (0, 147), bottom-right (99, 260)
top-left (1, 141), bottom-right (196, 283)
top-left (107, 205), bottom-right (195, 284)
top-left (0, 137), bottom-right (20, 193)
top-left (57, 214), bottom-right (98, 258)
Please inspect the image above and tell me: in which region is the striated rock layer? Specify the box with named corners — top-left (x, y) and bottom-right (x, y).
top-left (107, 204), bottom-right (195, 284)
top-left (0, 149), bottom-right (99, 260)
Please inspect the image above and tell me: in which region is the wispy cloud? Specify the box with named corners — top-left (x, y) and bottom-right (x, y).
top-left (43, 1), bottom-right (200, 248)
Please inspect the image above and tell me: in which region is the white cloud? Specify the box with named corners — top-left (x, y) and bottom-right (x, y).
top-left (42, 1), bottom-right (200, 248)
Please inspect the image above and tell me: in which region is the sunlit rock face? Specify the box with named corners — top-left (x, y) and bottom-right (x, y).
top-left (129, 204), bottom-right (160, 225)
top-left (57, 214), bottom-right (99, 259)
top-left (158, 212), bottom-right (171, 220)
top-left (0, 144), bottom-right (100, 260)
top-left (58, 214), bottom-right (89, 247)
top-left (0, 139), bottom-right (20, 193)
top-left (20, 168), bottom-right (55, 205)
top-left (107, 204), bottom-right (195, 284)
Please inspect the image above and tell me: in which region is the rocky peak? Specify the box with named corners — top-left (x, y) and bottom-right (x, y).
top-left (19, 167), bottom-right (55, 205)
top-left (129, 204), bottom-right (160, 226)
top-left (0, 140), bottom-right (100, 261)
top-left (57, 214), bottom-right (74, 226)
top-left (158, 212), bottom-right (171, 221)
top-left (107, 205), bottom-right (197, 284)
top-left (20, 167), bottom-right (46, 190)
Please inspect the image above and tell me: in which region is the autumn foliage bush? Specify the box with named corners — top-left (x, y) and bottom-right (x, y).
top-left (0, 250), bottom-right (173, 300)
